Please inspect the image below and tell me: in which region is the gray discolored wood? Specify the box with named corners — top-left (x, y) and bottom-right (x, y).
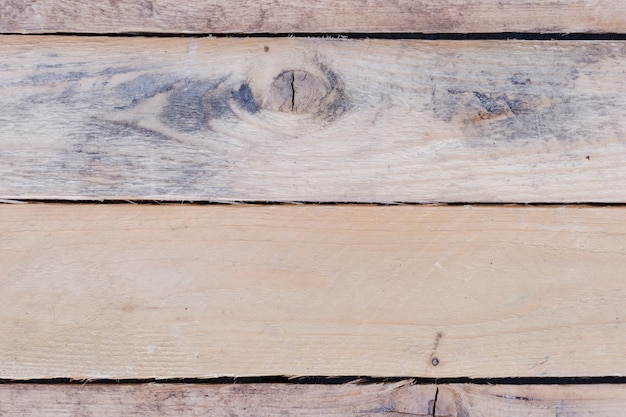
top-left (1, 37), bottom-right (626, 202)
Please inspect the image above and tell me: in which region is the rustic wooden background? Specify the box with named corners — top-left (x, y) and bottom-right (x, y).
top-left (1, 1), bottom-right (625, 415)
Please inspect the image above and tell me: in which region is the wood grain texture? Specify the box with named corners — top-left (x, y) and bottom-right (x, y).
top-left (1, 204), bottom-right (625, 379)
top-left (2, 37), bottom-right (626, 203)
top-left (1, 382), bottom-right (625, 417)
top-left (436, 384), bottom-right (626, 416)
top-left (2, 0), bottom-right (626, 34)
top-left (4, 382), bottom-right (433, 417)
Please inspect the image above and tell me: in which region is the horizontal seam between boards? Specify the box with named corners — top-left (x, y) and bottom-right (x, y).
top-left (2, 200), bottom-right (626, 206)
top-left (2, 32), bottom-right (626, 40)
top-left (2, 376), bottom-right (626, 385)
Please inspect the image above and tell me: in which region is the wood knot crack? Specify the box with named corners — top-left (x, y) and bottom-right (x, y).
top-left (290, 70), bottom-right (295, 111)
top-left (268, 69), bottom-right (329, 114)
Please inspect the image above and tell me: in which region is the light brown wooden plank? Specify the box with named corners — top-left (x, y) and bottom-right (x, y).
top-left (1, 37), bottom-right (626, 203)
top-left (1, 204), bottom-right (625, 379)
top-left (2, 0), bottom-right (626, 34)
top-left (1, 382), bottom-right (626, 417)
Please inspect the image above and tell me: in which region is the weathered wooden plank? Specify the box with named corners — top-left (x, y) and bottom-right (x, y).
top-left (2, 0), bottom-right (626, 34)
top-left (436, 384), bottom-right (626, 416)
top-left (1, 382), bottom-right (625, 417)
top-left (1, 37), bottom-right (626, 203)
top-left (1, 204), bottom-right (624, 379)
top-left (9, 382), bottom-right (432, 417)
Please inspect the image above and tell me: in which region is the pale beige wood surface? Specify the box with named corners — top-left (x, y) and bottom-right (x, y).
top-left (1, 204), bottom-right (625, 379)
top-left (1, 382), bottom-right (625, 417)
top-left (2, 37), bottom-right (626, 203)
top-left (2, 0), bottom-right (626, 34)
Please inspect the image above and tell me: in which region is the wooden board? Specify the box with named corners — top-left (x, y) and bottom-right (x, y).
top-left (435, 384), bottom-right (626, 417)
top-left (1, 204), bottom-right (625, 379)
top-left (1, 382), bottom-right (625, 417)
top-left (2, 37), bottom-right (626, 203)
top-left (2, 0), bottom-right (626, 34)
top-left (436, 384), bottom-right (626, 417)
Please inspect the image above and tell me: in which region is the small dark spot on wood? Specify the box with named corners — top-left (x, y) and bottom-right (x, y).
top-left (510, 73), bottom-right (531, 85)
top-left (586, 155), bottom-right (590, 160)
top-left (264, 46), bottom-right (269, 52)
top-left (431, 357), bottom-right (439, 366)
top-left (231, 83), bottom-right (260, 113)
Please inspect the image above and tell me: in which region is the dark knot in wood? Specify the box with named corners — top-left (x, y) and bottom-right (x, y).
top-left (268, 70), bottom-right (328, 114)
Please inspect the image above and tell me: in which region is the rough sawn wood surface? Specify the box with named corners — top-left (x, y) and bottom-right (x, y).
top-left (1, 37), bottom-right (626, 202)
top-left (2, 0), bottom-right (626, 34)
top-left (1, 204), bottom-right (624, 379)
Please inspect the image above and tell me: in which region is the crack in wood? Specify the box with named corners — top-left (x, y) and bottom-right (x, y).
top-left (290, 69), bottom-right (295, 111)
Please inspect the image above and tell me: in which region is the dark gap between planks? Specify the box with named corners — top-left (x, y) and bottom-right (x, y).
top-left (3, 376), bottom-right (626, 385)
top-left (4, 200), bottom-right (626, 206)
top-left (2, 32), bottom-right (626, 40)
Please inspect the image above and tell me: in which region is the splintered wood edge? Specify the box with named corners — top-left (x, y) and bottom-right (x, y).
top-left (2, 37), bottom-right (626, 202)
top-left (2, 0), bottom-right (626, 33)
top-left (1, 204), bottom-right (625, 379)
top-left (1, 382), bottom-right (625, 417)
